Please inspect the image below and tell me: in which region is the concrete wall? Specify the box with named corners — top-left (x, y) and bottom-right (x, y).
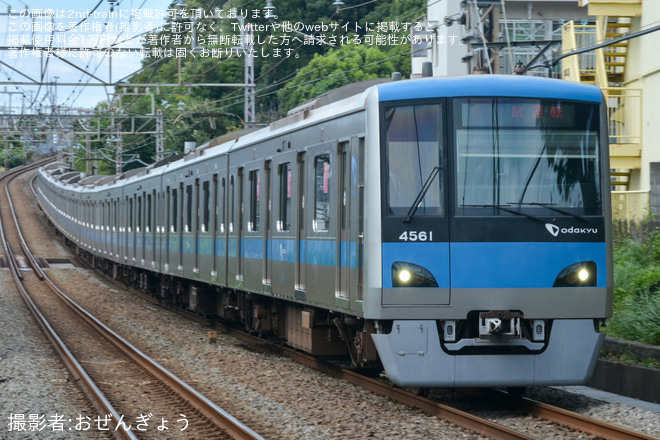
top-left (624, 3), bottom-right (660, 195)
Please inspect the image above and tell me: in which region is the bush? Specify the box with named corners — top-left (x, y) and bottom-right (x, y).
top-left (609, 230), bottom-right (660, 344)
top-left (607, 292), bottom-right (660, 345)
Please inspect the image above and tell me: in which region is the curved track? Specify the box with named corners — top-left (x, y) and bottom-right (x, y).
top-left (82, 261), bottom-right (659, 440)
top-left (0, 161), bottom-right (264, 440)
top-left (12, 160), bottom-right (660, 440)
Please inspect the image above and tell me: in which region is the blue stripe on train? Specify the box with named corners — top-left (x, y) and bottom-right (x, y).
top-left (88, 235), bottom-right (358, 268)
top-left (382, 241), bottom-right (607, 288)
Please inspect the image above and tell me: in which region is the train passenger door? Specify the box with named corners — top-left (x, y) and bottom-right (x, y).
top-left (137, 193), bottom-right (144, 266)
top-left (295, 152), bottom-right (306, 295)
top-left (177, 182), bottom-right (184, 272)
top-left (215, 174), bottom-right (227, 286)
top-left (113, 198), bottom-right (119, 260)
top-left (213, 156), bottom-right (229, 287)
top-left (237, 168), bottom-right (244, 285)
top-left (271, 150), bottom-right (298, 297)
top-left (165, 186), bottom-right (171, 271)
top-left (336, 141), bottom-right (351, 303)
top-left (304, 142), bottom-right (337, 302)
top-left (263, 160), bottom-right (272, 289)
top-left (192, 178), bottom-right (200, 274)
top-left (227, 167), bottom-right (243, 289)
top-left (148, 190), bottom-right (155, 268)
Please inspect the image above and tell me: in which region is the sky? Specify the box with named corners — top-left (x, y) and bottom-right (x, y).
top-left (0, 0), bottom-right (175, 112)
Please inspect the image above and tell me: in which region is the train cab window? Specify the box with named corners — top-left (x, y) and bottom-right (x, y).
top-left (453, 98), bottom-right (602, 216)
top-left (313, 155), bottom-right (331, 232)
top-left (277, 162), bottom-right (292, 232)
top-left (248, 170), bottom-right (260, 232)
top-left (202, 180), bottom-right (210, 232)
top-left (383, 104), bottom-right (443, 217)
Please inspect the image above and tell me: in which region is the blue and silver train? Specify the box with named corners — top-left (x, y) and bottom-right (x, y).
top-left (36, 74), bottom-right (612, 388)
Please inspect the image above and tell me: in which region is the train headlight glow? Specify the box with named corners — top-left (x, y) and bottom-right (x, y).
top-left (553, 261), bottom-right (597, 287)
top-left (391, 261), bottom-right (439, 288)
top-left (578, 268), bottom-right (589, 282)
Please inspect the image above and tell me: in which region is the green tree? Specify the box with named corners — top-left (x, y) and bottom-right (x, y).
top-left (276, 45), bottom-right (396, 113)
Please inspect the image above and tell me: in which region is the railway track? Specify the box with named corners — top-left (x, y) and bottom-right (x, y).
top-left (9, 161), bottom-right (659, 439)
top-left (214, 324), bottom-right (660, 440)
top-left (1, 162), bottom-right (264, 440)
top-left (84, 257), bottom-right (660, 440)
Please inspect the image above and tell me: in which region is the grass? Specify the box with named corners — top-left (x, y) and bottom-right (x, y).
top-left (609, 233), bottom-right (660, 345)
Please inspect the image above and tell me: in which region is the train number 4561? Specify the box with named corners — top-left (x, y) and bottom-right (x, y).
top-left (398, 231), bottom-right (434, 242)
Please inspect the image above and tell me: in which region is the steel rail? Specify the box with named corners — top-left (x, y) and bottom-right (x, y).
top-left (23, 170), bottom-right (265, 440)
top-left (0, 160), bottom-right (135, 440)
top-left (75, 259), bottom-right (536, 440)
top-left (513, 396), bottom-right (660, 440)
top-left (223, 320), bottom-right (660, 440)
top-left (217, 323), bottom-right (537, 440)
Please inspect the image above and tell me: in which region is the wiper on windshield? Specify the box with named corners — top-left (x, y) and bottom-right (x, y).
top-left (508, 202), bottom-right (589, 222)
top-left (402, 166), bottom-right (441, 223)
top-left (461, 204), bottom-right (545, 223)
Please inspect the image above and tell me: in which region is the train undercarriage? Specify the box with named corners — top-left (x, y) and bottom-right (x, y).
top-left (77, 248), bottom-right (380, 369)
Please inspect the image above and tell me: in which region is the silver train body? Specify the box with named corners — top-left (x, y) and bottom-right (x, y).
top-left (36, 75), bottom-right (613, 387)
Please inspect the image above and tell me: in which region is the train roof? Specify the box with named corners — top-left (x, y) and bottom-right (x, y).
top-left (40, 75), bottom-right (604, 190)
top-left (376, 75), bottom-right (604, 103)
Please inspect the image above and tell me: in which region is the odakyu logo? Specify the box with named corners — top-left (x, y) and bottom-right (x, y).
top-left (545, 223), bottom-right (598, 237)
top-left (545, 224), bottom-right (560, 237)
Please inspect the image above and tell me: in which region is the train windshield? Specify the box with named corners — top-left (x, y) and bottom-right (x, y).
top-left (454, 98), bottom-right (601, 216)
top-left (383, 104), bottom-right (444, 217)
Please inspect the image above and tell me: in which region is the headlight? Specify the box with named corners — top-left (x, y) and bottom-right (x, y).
top-left (392, 261), bottom-right (438, 287)
top-left (398, 269), bottom-right (412, 283)
top-left (553, 261), bottom-right (597, 287)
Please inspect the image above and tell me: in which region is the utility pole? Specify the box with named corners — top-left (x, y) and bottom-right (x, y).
top-left (116, 123), bottom-right (123, 175)
top-left (156, 109), bottom-right (164, 163)
top-left (86, 133), bottom-right (92, 175)
top-left (244, 24), bottom-right (256, 128)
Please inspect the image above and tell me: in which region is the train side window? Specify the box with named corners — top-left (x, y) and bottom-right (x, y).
top-left (146, 193), bottom-right (152, 233)
top-left (278, 162), bottom-right (292, 232)
top-left (248, 169), bottom-right (260, 232)
top-left (137, 195), bottom-right (142, 233)
top-left (313, 154), bottom-right (331, 232)
top-left (220, 177), bottom-right (226, 234)
top-left (185, 184), bottom-right (193, 233)
top-left (113, 200), bottom-right (118, 231)
top-left (128, 197), bottom-right (133, 232)
top-left (202, 180), bottom-right (210, 232)
top-left (171, 188), bottom-right (178, 233)
top-left (229, 175), bottom-right (235, 233)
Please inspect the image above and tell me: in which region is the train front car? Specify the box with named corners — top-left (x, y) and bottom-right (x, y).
top-left (368, 76), bottom-right (612, 388)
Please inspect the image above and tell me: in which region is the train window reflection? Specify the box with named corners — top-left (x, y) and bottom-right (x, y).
top-left (186, 184), bottom-right (193, 232)
top-left (171, 188), bottom-right (178, 233)
top-left (248, 170), bottom-right (260, 232)
top-left (314, 155), bottom-right (331, 232)
top-left (454, 98), bottom-right (601, 216)
top-left (278, 162), bottom-right (292, 232)
top-left (384, 104), bottom-right (443, 217)
top-left (202, 181), bottom-right (210, 232)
